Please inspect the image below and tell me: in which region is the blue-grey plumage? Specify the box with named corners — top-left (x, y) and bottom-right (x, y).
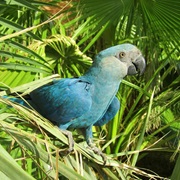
top-left (4, 43), bottom-right (146, 162)
top-left (94, 97), bottom-right (120, 126)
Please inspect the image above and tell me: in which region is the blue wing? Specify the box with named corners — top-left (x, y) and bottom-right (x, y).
top-left (94, 96), bottom-right (120, 126)
top-left (30, 78), bottom-right (92, 124)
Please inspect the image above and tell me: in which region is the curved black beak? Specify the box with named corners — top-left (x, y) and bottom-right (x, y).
top-left (134, 56), bottom-right (146, 75)
top-left (128, 56), bottom-right (146, 75)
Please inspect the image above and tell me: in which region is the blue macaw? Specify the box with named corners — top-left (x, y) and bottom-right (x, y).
top-left (4, 44), bottom-right (146, 161)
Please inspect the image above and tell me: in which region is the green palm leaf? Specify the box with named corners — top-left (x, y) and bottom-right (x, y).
top-left (67, 0), bottom-right (180, 51)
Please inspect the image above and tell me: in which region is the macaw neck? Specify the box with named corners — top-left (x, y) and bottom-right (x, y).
top-left (81, 63), bottom-right (122, 86)
top-left (80, 65), bottom-right (122, 101)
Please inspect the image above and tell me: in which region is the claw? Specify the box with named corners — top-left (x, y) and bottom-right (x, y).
top-left (60, 129), bottom-right (74, 152)
top-left (60, 129), bottom-right (107, 165)
top-left (88, 143), bottom-right (107, 165)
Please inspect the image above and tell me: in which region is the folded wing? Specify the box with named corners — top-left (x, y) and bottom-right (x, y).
top-left (30, 78), bottom-right (92, 124)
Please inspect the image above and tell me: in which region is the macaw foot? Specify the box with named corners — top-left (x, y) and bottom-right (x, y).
top-left (88, 143), bottom-right (107, 165)
top-left (61, 129), bottom-right (74, 153)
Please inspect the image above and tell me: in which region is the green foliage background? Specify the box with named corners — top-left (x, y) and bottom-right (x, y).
top-left (0, 0), bottom-right (179, 179)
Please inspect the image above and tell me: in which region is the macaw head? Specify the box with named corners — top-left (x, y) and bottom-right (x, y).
top-left (94, 44), bottom-right (146, 78)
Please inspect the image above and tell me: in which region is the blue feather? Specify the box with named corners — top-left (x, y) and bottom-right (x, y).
top-left (30, 78), bottom-right (92, 124)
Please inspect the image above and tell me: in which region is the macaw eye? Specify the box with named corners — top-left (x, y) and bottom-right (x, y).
top-left (119, 52), bottom-right (125, 58)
